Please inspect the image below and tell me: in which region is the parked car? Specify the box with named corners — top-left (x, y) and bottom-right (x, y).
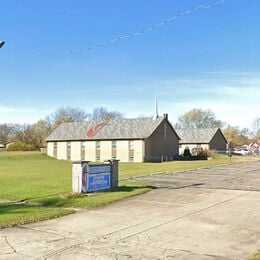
top-left (233, 149), bottom-right (249, 156)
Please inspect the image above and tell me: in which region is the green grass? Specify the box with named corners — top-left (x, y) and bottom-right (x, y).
top-left (0, 203), bottom-right (73, 228)
top-left (119, 154), bottom-right (259, 179)
top-left (32, 182), bottom-right (153, 208)
top-left (1, 152), bottom-right (256, 202)
top-left (0, 151), bottom-right (258, 227)
top-left (251, 251), bottom-right (260, 260)
top-left (0, 151), bottom-right (40, 157)
top-left (0, 153), bottom-right (72, 201)
top-left (0, 153), bottom-right (153, 227)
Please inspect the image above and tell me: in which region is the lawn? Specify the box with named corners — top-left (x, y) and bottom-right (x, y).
top-left (251, 251), bottom-right (260, 260)
top-left (0, 153), bottom-right (153, 227)
top-left (0, 203), bottom-right (73, 228)
top-left (0, 152), bottom-right (257, 202)
top-left (0, 152), bottom-right (258, 227)
top-left (119, 153), bottom-right (259, 179)
top-left (0, 153), bottom-right (72, 201)
top-left (32, 182), bottom-right (154, 208)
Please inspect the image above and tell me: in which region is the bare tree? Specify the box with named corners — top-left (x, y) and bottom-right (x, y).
top-left (14, 124), bottom-right (35, 144)
top-left (1, 121), bottom-right (52, 149)
top-left (1, 106), bottom-right (123, 149)
top-left (175, 108), bottom-right (224, 129)
top-left (0, 123), bottom-right (16, 146)
top-left (252, 118), bottom-right (260, 140)
top-left (31, 120), bottom-right (52, 147)
top-left (47, 107), bottom-right (89, 129)
top-left (90, 107), bottom-right (123, 121)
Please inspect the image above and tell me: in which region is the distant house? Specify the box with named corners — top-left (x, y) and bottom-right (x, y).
top-left (0, 142), bottom-right (13, 149)
top-left (46, 114), bottom-right (180, 162)
top-left (176, 128), bottom-right (227, 155)
top-left (249, 142), bottom-right (260, 155)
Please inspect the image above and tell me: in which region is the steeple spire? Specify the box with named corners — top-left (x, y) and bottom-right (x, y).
top-left (153, 95), bottom-right (159, 120)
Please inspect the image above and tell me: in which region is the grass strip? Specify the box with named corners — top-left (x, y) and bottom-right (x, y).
top-left (32, 182), bottom-right (154, 209)
top-left (119, 154), bottom-right (259, 179)
top-left (251, 251), bottom-right (260, 260)
top-left (0, 203), bottom-right (73, 228)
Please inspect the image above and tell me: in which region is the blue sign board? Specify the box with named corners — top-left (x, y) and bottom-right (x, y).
top-left (86, 165), bottom-right (111, 192)
top-left (87, 173), bottom-right (110, 192)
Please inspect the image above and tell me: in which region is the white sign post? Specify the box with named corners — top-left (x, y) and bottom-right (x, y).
top-left (72, 162), bottom-right (82, 193)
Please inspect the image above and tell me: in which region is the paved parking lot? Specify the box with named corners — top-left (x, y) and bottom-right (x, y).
top-left (131, 160), bottom-right (260, 191)
top-left (1, 161), bottom-right (260, 259)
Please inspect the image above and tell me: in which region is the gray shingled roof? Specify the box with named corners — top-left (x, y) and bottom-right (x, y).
top-left (46, 117), bottom-right (166, 141)
top-left (176, 128), bottom-right (220, 144)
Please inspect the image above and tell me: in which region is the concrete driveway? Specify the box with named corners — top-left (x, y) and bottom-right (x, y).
top-left (1, 161), bottom-right (260, 259)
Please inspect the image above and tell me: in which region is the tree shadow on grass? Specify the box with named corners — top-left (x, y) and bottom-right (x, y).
top-left (35, 197), bottom-right (66, 207)
top-left (34, 184), bottom-right (156, 208)
top-left (112, 185), bottom-right (156, 192)
top-left (0, 202), bottom-right (73, 228)
top-left (0, 203), bottom-right (30, 215)
top-left (0, 183), bottom-right (156, 210)
top-left (0, 203), bottom-right (50, 216)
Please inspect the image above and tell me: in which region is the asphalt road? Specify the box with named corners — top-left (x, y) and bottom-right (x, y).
top-left (1, 161), bottom-right (260, 259)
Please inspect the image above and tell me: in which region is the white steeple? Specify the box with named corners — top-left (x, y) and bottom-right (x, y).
top-left (153, 95), bottom-right (159, 120)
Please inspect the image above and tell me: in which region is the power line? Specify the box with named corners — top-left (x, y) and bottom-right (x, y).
top-left (0, 0), bottom-right (226, 59)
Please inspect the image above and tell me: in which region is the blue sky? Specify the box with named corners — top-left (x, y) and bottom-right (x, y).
top-left (0, 0), bottom-right (259, 128)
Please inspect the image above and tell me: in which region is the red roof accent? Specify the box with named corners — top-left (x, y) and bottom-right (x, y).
top-left (86, 121), bottom-right (108, 137)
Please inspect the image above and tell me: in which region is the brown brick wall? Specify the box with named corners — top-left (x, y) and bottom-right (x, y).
top-left (144, 119), bottom-right (179, 161)
top-left (209, 129), bottom-right (227, 151)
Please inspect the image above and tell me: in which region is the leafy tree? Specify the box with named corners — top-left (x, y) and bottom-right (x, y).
top-left (90, 107), bottom-right (123, 121)
top-left (30, 120), bottom-right (52, 148)
top-left (223, 126), bottom-right (250, 146)
top-left (175, 108), bottom-right (224, 129)
top-left (7, 140), bottom-right (38, 151)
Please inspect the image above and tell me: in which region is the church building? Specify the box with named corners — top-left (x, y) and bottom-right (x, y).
top-left (46, 114), bottom-right (180, 162)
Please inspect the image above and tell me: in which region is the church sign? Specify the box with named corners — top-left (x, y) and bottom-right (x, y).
top-left (82, 164), bottom-right (111, 192)
top-left (72, 160), bottom-right (118, 193)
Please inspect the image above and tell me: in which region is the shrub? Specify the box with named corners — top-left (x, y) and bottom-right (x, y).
top-left (191, 147), bottom-right (198, 156)
top-left (204, 149), bottom-right (214, 158)
top-left (197, 147), bottom-right (204, 157)
top-left (7, 141), bottom-right (38, 151)
top-left (183, 146), bottom-right (191, 157)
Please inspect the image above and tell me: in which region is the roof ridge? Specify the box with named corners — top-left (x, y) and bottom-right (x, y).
top-left (176, 127), bottom-right (219, 130)
top-left (111, 116), bottom-right (155, 121)
top-left (46, 116), bottom-right (169, 141)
